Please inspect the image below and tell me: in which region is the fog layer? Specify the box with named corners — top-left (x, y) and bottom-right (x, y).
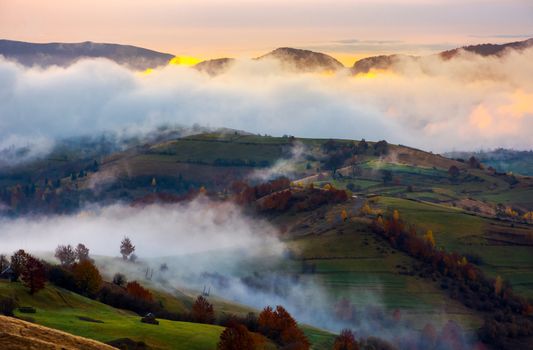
top-left (1, 48), bottom-right (532, 161)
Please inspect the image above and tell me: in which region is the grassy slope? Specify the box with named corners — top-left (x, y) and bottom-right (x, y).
top-left (375, 196), bottom-right (533, 298)
top-left (0, 281), bottom-right (333, 349)
top-left (272, 206), bottom-right (483, 332)
top-left (0, 281), bottom-right (223, 350)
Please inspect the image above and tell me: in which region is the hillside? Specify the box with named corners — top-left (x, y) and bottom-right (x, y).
top-left (445, 149), bottom-right (533, 176)
top-left (0, 281), bottom-right (226, 350)
top-left (0, 131), bottom-right (532, 348)
top-left (194, 58), bottom-right (236, 75)
top-left (0, 39), bottom-right (174, 70)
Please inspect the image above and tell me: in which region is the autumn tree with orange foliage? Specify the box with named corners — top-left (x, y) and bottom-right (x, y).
top-left (126, 281), bottom-right (153, 301)
top-left (258, 305), bottom-right (310, 350)
top-left (72, 260), bottom-right (102, 296)
top-left (217, 322), bottom-right (255, 350)
top-left (191, 295), bottom-right (215, 324)
top-left (333, 329), bottom-right (359, 350)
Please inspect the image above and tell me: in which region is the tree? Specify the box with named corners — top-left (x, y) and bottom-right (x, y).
top-left (126, 281), bottom-right (153, 301)
top-left (20, 255), bottom-right (46, 295)
top-left (494, 275), bottom-right (503, 296)
top-left (0, 254), bottom-right (8, 272)
top-left (356, 139), bottom-right (368, 154)
top-left (191, 295), bottom-right (215, 324)
top-left (75, 243), bottom-right (90, 262)
top-left (217, 323), bottom-right (255, 350)
top-left (448, 165), bottom-right (460, 180)
top-left (333, 329), bottom-right (359, 350)
top-left (10, 249), bottom-right (29, 281)
top-left (258, 305), bottom-right (310, 350)
top-left (54, 244), bottom-right (77, 267)
top-left (324, 152), bottom-right (345, 176)
top-left (382, 170), bottom-right (393, 184)
top-left (113, 273), bottom-right (127, 287)
top-left (424, 230), bottom-right (436, 248)
top-left (373, 140), bottom-right (389, 156)
top-left (120, 237), bottom-right (135, 260)
top-left (340, 209), bottom-right (348, 222)
top-left (72, 260), bottom-right (102, 296)
top-left (468, 156), bottom-right (481, 169)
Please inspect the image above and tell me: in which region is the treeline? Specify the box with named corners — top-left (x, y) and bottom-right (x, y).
top-left (321, 139), bottom-right (389, 174)
top-left (370, 211), bottom-right (533, 349)
top-left (232, 178), bottom-right (348, 212)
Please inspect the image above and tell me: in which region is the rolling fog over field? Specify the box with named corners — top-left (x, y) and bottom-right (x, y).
top-left (0, 205), bottom-right (475, 350)
top-left (0, 197), bottom-right (475, 346)
top-left (0, 45), bottom-right (532, 167)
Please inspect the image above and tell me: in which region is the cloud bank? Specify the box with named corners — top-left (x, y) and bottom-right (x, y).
top-left (1, 48), bottom-right (532, 161)
top-left (0, 199), bottom-right (282, 258)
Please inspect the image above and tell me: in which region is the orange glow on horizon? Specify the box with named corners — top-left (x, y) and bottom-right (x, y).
top-left (168, 56), bottom-right (203, 66)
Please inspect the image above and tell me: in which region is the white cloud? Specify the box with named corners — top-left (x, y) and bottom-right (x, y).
top-left (0, 48), bottom-right (532, 160)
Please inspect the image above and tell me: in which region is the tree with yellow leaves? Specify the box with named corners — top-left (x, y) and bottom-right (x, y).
top-left (494, 275), bottom-right (503, 296)
top-left (393, 209), bottom-right (400, 222)
top-left (424, 230), bottom-right (435, 248)
top-left (360, 203), bottom-right (373, 216)
top-left (340, 209), bottom-right (348, 222)
top-left (523, 211), bottom-right (533, 222)
top-left (505, 207), bottom-right (518, 217)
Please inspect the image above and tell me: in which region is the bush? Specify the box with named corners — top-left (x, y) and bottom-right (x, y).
top-left (18, 306), bottom-right (36, 313)
top-left (48, 265), bottom-right (78, 292)
top-left (0, 297), bottom-right (17, 316)
top-left (217, 323), bottom-right (255, 350)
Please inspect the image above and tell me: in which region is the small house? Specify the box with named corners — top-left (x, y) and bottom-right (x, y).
top-left (0, 266), bottom-right (15, 281)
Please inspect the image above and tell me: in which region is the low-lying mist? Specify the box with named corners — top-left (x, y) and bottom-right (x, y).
top-left (0, 197), bottom-right (476, 347)
top-left (1, 46), bottom-right (532, 166)
top-left (0, 198), bottom-right (281, 258)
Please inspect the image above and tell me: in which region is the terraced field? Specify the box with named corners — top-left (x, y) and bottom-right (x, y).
top-left (274, 207), bottom-right (484, 332)
top-left (375, 196), bottom-right (533, 298)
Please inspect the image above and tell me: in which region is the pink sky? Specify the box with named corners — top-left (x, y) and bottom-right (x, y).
top-left (1, 0), bottom-right (532, 63)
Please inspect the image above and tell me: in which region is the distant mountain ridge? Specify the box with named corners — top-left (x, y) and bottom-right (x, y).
top-left (0, 39), bottom-right (174, 70)
top-left (1, 38), bottom-right (532, 75)
top-left (352, 38), bottom-right (533, 74)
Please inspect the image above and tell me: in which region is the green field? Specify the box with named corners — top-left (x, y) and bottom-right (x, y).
top-left (0, 281), bottom-right (224, 350)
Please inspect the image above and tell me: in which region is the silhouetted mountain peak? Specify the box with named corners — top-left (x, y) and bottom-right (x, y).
top-left (259, 47), bottom-right (345, 72)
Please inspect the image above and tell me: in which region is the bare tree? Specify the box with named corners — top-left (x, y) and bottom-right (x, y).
top-left (120, 237), bottom-right (135, 260)
top-left (54, 245), bottom-right (77, 267)
top-left (75, 243), bottom-right (90, 262)
top-left (112, 273), bottom-right (127, 287)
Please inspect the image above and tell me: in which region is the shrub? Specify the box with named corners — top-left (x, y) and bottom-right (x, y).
top-left (217, 323), bottom-right (255, 350)
top-left (72, 260), bottom-right (102, 297)
top-left (0, 297), bottom-right (17, 316)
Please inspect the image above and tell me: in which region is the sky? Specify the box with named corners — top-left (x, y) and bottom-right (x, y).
top-left (1, 0), bottom-right (533, 64)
